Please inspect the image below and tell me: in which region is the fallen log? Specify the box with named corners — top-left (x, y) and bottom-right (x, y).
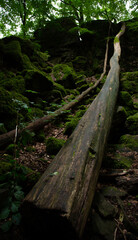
top-left (22, 24), bottom-right (125, 240)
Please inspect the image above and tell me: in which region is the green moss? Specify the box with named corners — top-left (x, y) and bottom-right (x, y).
top-left (72, 56), bottom-right (87, 71)
top-left (77, 84), bottom-right (89, 93)
top-left (118, 91), bottom-right (134, 116)
top-left (0, 71), bottom-right (25, 94)
top-left (119, 91), bottom-right (133, 106)
top-left (3, 40), bottom-right (23, 69)
top-left (75, 109), bottom-right (86, 118)
top-left (120, 71), bottom-right (138, 94)
top-left (6, 144), bottom-right (16, 155)
top-left (53, 82), bottom-right (67, 97)
top-left (0, 87), bottom-right (17, 130)
top-left (126, 113), bottom-right (138, 134)
top-left (53, 64), bottom-right (76, 89)
top-left (64, 118), bottom-right (79, 136)
top-left (35, 130), bottom-right (45, 142)
top-left (26, 107), bottom-right (44, 121)
top-left (25, 167), bottom-right (41, 186)
top-left (103, 152), bottom-right (132, 169)
top-left (0, 160), bottom-right (12, 175)
top-left (25, 69), bottom-right (53, 92)
top-left (119, 134), bottom-right (138, 149)
top-left (22, 54), bottom-right (33, 69)
top-left (114, 36), bottom-right (119, 43)
top-left (46, 137), bottom-right (66, 155)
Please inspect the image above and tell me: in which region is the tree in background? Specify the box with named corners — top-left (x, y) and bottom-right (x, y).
top-left (0, 0), bottom-right (55, 37)
top-left (58, 0), bottom-right (129, 25)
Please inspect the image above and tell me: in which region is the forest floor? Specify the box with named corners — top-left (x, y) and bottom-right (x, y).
top-left (13, 122), bottom-right (138, 240)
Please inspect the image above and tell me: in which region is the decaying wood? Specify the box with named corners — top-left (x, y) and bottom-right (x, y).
top-left (21, 23), bottom-right (125, 240)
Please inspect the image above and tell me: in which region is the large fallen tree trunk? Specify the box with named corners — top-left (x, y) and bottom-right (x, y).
top-left (22, 24), bottom-right (125, 240)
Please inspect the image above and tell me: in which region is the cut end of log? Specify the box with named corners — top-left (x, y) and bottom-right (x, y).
top-left (21, 201), bottom-right (79, 240)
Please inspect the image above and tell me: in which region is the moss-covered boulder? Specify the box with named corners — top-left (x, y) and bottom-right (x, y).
top-left (0, 87), bottom-right (17, 130)
top-left (3, 40), bottom-right (23, 69)
top-left (72, 56), bottom-right (87, 72)
top-left (120, 71), bottom-right (138, 94)
top-left (46, 137), bottom-right (66, 155)
top-left (25, 69), bottom-right (53, 93)
top-left (53, 64), bottom-right (76, 89)
top-left (0, 71), bottom-right (25, 94)
top-left (118, 91), bottom-right (133, 108)
top-left (126, 113), bottom-right (138, 134)
top-left (119, 134), bottom-right (138, 150)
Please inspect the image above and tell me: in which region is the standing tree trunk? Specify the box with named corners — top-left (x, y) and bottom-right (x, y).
top-left (22, 24), bottom-right (125, 239)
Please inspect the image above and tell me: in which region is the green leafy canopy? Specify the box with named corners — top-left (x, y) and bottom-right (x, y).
top-left (0, 0), bottom-right (137, 37)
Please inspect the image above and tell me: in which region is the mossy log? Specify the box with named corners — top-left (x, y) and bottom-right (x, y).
top-left (21, 24), bottom-right (125, 240)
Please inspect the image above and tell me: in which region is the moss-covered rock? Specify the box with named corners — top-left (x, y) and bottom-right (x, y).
top-left (53, 64), bottom-right (76, 89)
top-left (120, 71), bottom-right (138, 94)
top-left (22, 54), bottom-right (34, 69)
top-left (0, 87), bottom-right (17, 130)
top-left (0, 71), bottom-right (25, 94)
top-left (46, 137), bottom-right (66, 155)
top-left (3, 40), bottom-right (23, 69)
top-left (53, 82), bottom-right (67, 97)
top-left (119, 91), bottom-right (133, 107)
top-left (0, 160), bottom-right (12, 176)
top-left (25, 69), bottom-right (53, 93)
top-left (126, 113), bottom-right (138, 134)
top-left (119, 134), bottom-right (138, 149)
top-left (64, 118), bottom-right (79, 136)
top-left (64, 109), bottom-right (86, 136)
top-left (72, 56), bottom-right (87, 72)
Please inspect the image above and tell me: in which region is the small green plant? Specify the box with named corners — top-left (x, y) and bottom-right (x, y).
top-left (0, 158), bottom-right (27, 232)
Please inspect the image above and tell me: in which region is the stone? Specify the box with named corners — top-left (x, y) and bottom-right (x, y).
top-left (94, 192), bottom-right (118, 217)
top-left (25, 69), bottom-right (53, 93)
top-left (126, 113), bottom-right (138, 134)
top-left (91, 211), bottom-right (116, 240)
top-left (101, 186), bottom-right (127, 198)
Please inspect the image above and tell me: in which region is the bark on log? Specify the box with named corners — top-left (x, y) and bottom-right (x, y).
top-left (22, 24), bottom-right (125, 240)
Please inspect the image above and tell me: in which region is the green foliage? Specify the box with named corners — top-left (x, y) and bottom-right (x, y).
top-left (0, 0), bottom-right (56, 37)
top-left (0, 0), bottom-right (136, 38)
top-left (0, 157), bottom-right (25, 232)
top-left (19, 129), bottom-right (35, 146)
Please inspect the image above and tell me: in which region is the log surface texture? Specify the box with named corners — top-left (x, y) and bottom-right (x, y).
top-left (22, 24), bottom-right (125, 240)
